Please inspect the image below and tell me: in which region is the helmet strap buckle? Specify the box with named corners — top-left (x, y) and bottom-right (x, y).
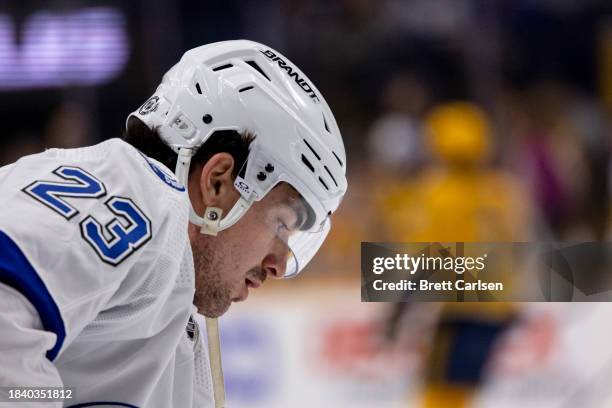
top-left (201, 207), bottom-right (223, 236)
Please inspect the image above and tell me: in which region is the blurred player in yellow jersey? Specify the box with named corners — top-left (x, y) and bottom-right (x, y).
top-left (380, 102), bottom-right (533, 407)
top-left (382, 102), bottom-right (530, 242)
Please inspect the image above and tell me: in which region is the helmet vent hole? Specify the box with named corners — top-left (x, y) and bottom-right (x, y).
top-left (239, 85), bottom-right (254, 93)
top-left (195, 82), bottom-right (202, 95)
top-left (322, 114), bottom-right (330, 133)
top-left (324, 165), bottom-right (338, 187)
top-left (303, 139), bottom-right (321, 160)
top-left (245, 60), bottom-right (271, 81)
top-left (318, 177), bottom-right (329, 190)
top-left (301, 154), bottom-right (315, 173)
top-left (212, 63), bottom-right (233, 72)
top-left (332, 151), bottom-right (343, 167)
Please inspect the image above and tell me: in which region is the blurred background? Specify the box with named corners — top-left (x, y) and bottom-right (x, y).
top-left (1, 0), bottom-right (611, 407)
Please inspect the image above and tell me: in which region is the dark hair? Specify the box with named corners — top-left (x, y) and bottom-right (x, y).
top-left (123, 116), bottom-right (254, 177)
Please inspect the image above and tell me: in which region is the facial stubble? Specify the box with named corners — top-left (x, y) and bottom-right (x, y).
top-left (191, 238), bottom-right (233, 318)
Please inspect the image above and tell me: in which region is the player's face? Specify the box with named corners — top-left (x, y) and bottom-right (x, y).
top-left (189, 182), bottom-right (307, 318)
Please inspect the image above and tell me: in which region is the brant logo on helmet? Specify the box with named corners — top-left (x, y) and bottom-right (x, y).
top-left (259, 49), bottom-right (320, 103)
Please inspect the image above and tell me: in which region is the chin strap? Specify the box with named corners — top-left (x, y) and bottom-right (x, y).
top-left (175, 147), bottom-right (253, 236)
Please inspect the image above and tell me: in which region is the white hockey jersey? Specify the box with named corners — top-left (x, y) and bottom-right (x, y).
top-left (0, 139), bottom-right (214, 407)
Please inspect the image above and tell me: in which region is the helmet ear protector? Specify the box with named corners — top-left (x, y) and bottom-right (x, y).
top-left (127, 40), bottom-right (347, 276)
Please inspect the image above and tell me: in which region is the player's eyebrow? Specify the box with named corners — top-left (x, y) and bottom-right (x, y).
top-left (280, 196), bottom-right (309, 230)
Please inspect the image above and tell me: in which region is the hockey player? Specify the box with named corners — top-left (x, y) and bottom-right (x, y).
top-left (0, 40), bottom-right (347, 407)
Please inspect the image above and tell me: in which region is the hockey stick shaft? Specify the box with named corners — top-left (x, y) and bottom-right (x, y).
top-left (205, 317), bottom-right (226, 408)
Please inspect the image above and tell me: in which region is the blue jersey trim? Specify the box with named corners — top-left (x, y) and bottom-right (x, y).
top-left (0, 230), bottom-right (66, 361)
top-left (138, 151), bottom-right (185, 192)
top-left (67, 402), bottom-right (140, 408)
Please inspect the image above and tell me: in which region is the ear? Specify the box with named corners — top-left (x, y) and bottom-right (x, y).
top-left (198, 153), bottom-right (238, 211)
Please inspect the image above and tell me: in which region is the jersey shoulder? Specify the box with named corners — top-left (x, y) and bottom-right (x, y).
top-left (0, 138), bottom-right (190, 270)
top-left (103, 138), bottom-right (185, 193)
top-left (0, 140), bottom-right (193, 359)
top-left (0, 138), bottom-right (185, 198)
top-left (65, 138), bottom-right (185, 195)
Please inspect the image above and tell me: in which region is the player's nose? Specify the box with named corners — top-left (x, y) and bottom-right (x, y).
top-left (261, 240), bottom-right (289, 279)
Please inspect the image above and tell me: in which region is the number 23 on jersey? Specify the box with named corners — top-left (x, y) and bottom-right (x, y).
top-left (22, 166), bottom-right (152, 266)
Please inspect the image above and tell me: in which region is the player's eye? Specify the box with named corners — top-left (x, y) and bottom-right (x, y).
top-left (277, 218), bottom-right (290, 233)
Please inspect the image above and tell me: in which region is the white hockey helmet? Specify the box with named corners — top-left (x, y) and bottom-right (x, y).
top-left (128, 40), bottom-right (347, 277)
